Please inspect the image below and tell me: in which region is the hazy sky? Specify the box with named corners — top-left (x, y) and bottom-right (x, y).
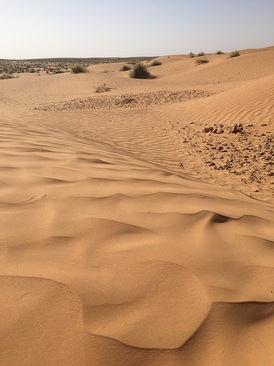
top-left (1, 0), bottom-right (273, 59)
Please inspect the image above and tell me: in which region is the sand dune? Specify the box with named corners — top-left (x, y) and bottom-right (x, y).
top-left (0, 47), bottom-right (273, 365)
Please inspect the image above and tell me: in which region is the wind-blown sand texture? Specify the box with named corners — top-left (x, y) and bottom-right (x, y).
top-left (0, 47), bottom-right (274, 365)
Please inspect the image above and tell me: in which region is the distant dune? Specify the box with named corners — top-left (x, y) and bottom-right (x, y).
top-left (0, 47), bottom-right (273, 365)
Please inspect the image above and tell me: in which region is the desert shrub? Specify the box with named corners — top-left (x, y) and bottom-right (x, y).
top-left (52, 69), bottom-right (65, 74)
top-left (229, 50), bottom-right (240, 58)
top-left (0, 72), bottom-right (14, 80)
top-left (130, 63), bottom-right (153, 79)
top-left (94, 83), bottom-right (111, 93)
top-left (119, 65), bottom-right (131, 71)
top-left (189, 52), bottom-right (196, 58)
top-left (150, 60), bottom-right (162, 67)
top-left (216, 50), bottom-right (224, 54)
top-left (195, 58), bottom-right (209, 65)
top-left (198, 51), bottom-right (205, 56)
top-left (71, 64), bottom-right (86, 74)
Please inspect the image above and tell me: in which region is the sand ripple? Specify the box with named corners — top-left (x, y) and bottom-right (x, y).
top-left (0, 48), bottom-right (274, 365)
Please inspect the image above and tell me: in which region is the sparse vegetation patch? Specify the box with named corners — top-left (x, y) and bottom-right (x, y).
top-left (0, 72), bottom-right (15, 80)
top-left (119, 65), bottom-right (131, 72)
top-left (189, 52), bottom-right (196, 58)
top-left (216, 50), bottom-right (224, 54)
top-left (130, 63), bottom-right (154, 79)
top-left (150, 60), bottom-right (162, 67)
top-left (195, 58), bottom-right (209, 65)
top-left (0, 57), bottom-right (156, 76)
top-left (229, 50), bottom-right (240, 58)
top-left (94, 83), bottom-right (112, 93)
top-left (71, 64), bottom-right (87, 74)
top-left (198, 52), bottom-right (205, 56)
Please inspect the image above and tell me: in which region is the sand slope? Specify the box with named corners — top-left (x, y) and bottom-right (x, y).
top-left (0, 47), bottom-right (274, 365)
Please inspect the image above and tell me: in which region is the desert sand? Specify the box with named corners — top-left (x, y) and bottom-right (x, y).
top-left (0, 47), bottom-right (273, 365)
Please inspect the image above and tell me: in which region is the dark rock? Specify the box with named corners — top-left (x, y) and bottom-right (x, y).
top-left (204, 126), bottom-right (213, 133)
top-left (230, 123), bottom-right (243, 134)
top-left (214, 127), bottom-right (224, 134)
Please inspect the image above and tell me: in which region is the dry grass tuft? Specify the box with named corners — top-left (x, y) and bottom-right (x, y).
top-left (195, 58), bottom-right (209, 65)
top-left (119, 65), bottom-right (131, 72)
top-left (130, 63), bottom-right (155, 79)
top-left (94, 83), bottom-right (112, 93)
top-left (229, 50), bottom-right (240, 58)
top-left (71, 64), bottom-right (86, 74)
top-left (150, 60), bottom-right (162, 67)
top-left (0, 72), bottom-right (15, 80)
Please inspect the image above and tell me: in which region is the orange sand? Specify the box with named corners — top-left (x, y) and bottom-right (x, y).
top-left (0, 47), bottom-right (274, 365)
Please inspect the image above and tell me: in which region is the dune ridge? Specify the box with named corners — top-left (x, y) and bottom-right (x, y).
top-left (0, 47), bottom-right (274, 365)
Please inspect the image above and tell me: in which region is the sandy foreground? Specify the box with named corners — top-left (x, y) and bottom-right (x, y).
top-left (0, 47), bottom-right (273, 365)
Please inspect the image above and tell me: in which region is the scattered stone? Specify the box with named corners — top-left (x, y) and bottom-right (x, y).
top-left (37, 90), bottom-right (215, 111)
top-left (179, 120), bottom-right (273, 198)
top-left (214, 127), bottom-right (224, 134)
top-left (230, 123), bottom-right (243, 134)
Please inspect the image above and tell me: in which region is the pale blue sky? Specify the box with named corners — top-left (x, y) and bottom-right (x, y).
top-left (1, 0), bottom-right (273, 59)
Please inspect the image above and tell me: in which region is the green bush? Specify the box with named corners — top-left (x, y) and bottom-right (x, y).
top-left (216, 50), bottom-right (224, 54)
top-left (150, 60), bottom-right (162, 67)
top-left (195, 58), bottom-right (209, 65)
top-left (119, 65), bottom-right (131, 72)
top-left (189, 52), bottom-right (196, 58)
top-left (198, 51), bottom-right (205, 56)
top-left (229, 50), bottom-right (240, 58)
top-left (0, 72), bottom-right (14, 80)
top-left (71, 64), bottom-right (86, 74)
top-left (130, 63), bottom-right (153, 79)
